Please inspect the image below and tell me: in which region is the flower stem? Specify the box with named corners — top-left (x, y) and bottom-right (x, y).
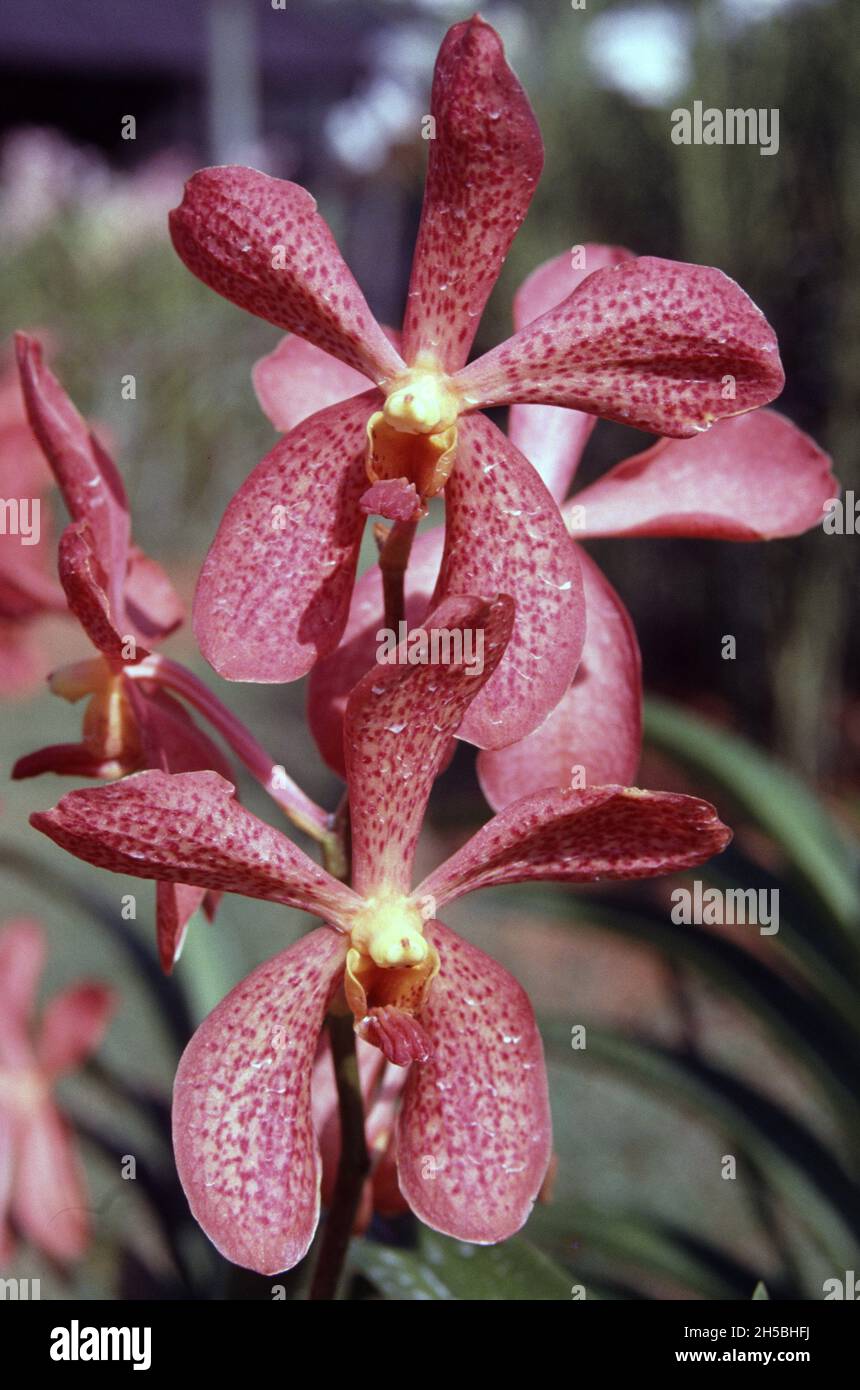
top-left (129, 654), bottom-right (331, 844)
top-left (308, 1009), bottom-right (370, 1300)
top-left (378, 518), bottom-right (418, 631)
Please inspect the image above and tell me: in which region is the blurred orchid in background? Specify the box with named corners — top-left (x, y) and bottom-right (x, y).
top-left (0, 918), bottom-right (114, 1265)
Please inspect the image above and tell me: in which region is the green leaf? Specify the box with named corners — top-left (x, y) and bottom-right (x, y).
top-left (644, 696), bottom-right (860, 940)
top-left (352, 1231), bottom-right (572, 1300)
top-left (753, 1280), bottom-right (771, 1300)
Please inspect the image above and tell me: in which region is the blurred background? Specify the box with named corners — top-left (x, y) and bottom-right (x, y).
top-left (0, 0), bottom-right (858, 1300)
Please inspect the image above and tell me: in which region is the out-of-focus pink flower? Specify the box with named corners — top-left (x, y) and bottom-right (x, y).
top-left (0, 341), bottom-right (67, 696)
top-left (0, 919), bottom-right (114, 1265)
top-left (31, 597), bottom-right (731, 1272)
top-left (169, 15), bottom-right (783, 758)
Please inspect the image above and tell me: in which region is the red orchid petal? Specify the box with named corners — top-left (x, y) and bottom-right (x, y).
top-left (173, 928), bottom-right (347, 1274)
top-left (402, 16), bottom-right (543, 372)
top-left (478, 550), bottom-right (642, 809)
top-left (37, 983), bottom-right (115, 1077)
top-left (508, 245), bottom-right (635, 501)
top-left (307, 528), bottom-right (444, 777)
top-left (58, 523), bottom-right (139, 662)
top-left (31, 769), bottom-right (361, 924)
top-left (0, 535), bottom-right (66, 619)
top-left (15, 334), bottom-right (130, 622)
top-left (123, 547), bottom-right (184, 643)
top-left (134, 686), bottom-right (233, 781)
top-left (0, 625), bottom-right (47, 699)
top-left (359, 478), bottom-right (422, 523)
top-left (0, 919), bottom-right (45, 1025)
top-left (397, 920), bottom-right (551, 1244)
top-left (253, 334), bottom-right (372, 432)
top-left (454, 257), bottom-right (784, 437)
top-left (436, 413), bottom-right (585, 748)
top-left (193, 393), bottom-right (376, 682)
top-left (345, 594), bottom-right (514, 897)
top-left (12, 1103), bottom-right (89, 1262)
top-left (12, 742), bottom-right (126, 781)
top-left (156, 882), bottom-right (209, 975)
top-left (570, 408), bottom-right (838, 540)
top-left (170, 167), bottom-right (404, 383)
top-left (415, 786), bottom-right (732, 909)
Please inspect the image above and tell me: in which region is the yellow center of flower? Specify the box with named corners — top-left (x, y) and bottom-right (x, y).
top-left (49, 655), bottom-right (140, 776)
top-left (343, 894), bottom-right (440, 1053)
top-left (366, 366), bottom-right (461, 502)
top-left (349, 895), bottom-right (428, 968)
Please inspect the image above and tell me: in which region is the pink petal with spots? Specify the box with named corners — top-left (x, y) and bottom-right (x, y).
top-left (58, 522), bottom-right (136, 662)
top-left (401, 16), bottom-right (543, 372)
top-left (508, 244), bottom-right (635, 501)
top-left (415, 786), bottom-right (732, 909)
top-left (478, 549), bottom-right (642, 810)
top-left (173, 928), bottom-right (348, 1274)
top-left (454, 257), bottom-right (784, 437)
top-left (0, 919), bottom-right (45, 1025)
top-left (37, 983), bottom-right (115, 1077)
top-left (435, 413), bottom-right (585, 749)
top-left (253, 334), bottom-right (374, 432)
top-left (170, 167), bottom-right (404, 383)
top-left (13, 1103), bottom-right (89, 1262)
top-left (345, 593), bottom-right (514, 897)
top-left (307, 528), bottom-right (443, 777)
top-left (124, 547), bottom-right (184, 643)
top-left (15, 334), bottom-right (130, 624)
top-left (31, 770), bottom-right (361, 925)
top-left (396, 920), bottom-right (551, 1244)
top-left (570, 408), bottom-right (838, 540)
top-left (193, 393), bottom-right (376, 682)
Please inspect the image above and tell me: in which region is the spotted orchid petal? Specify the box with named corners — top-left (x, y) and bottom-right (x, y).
top-left (454, 257), bottom-right (784, 437)
top-left (173, 928), bottom-right (347, 1274)
top-left (31, 770), bottom-right (361, 925)
top-left (478, 550), bottom-right (642, 810)
top-left (401, 16), bottom-right (544, 372)
top-left (508, 244), bottom-right (635, 501)
top-left (15, 334), bottom-right (130, 625)
top-left (58, 523), bottom-right (137, 662)
top-left (193, 393), bottom-right (377, 682)
top-left (37, 983), bottom-right (115, 1078)
top-left (12, 1103), bottom-right (89, 1261)
top-left (253, 334), bottom-right (380, 433)
top-left (396, 920), bottom-right (551, 1243)
top-left (170, 167), bottom-right (404, 383)
top-left (307, 528), bottom-right (443, 777)
top-left (569, 408), bottom-right (838, 540)
top-left (435, 413), bottom-right (585, 748)
top-left (415, 786), bottom-right (732, 910)
top-left (345, 593), bottom-right (514, 898)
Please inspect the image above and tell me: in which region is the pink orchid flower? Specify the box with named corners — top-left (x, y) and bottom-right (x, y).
top-left (296, 244), bottom-right (835, 795)
top-left (0, 342), bottom-right (68, 695)
top-left (169, 15), bottom-right (783, 756)
top-left (0, 918), bottom-right (114, 1265)
top-left (31, 596), bottom-right (731, 1271)
top-left (13, 334), bottom-right (329, 971)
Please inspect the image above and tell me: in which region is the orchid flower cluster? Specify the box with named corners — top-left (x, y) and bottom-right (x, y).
top-left (4, 16), bottom-right (836, 1278)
